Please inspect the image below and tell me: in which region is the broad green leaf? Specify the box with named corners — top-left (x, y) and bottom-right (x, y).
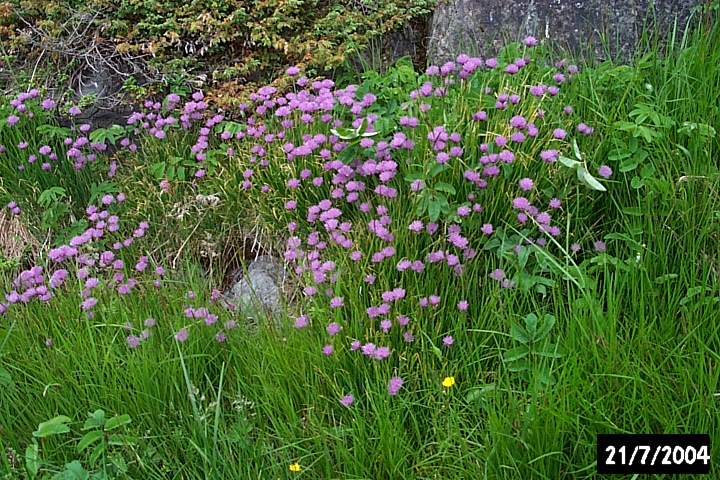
top-left (0, 366), bottom-right (12, 387)
top-left (428, 162), bottom-right (446, 178)
top-left (82, 410), bottom-right (105, 430)
top-left (25, 442), bottom-right (40, 477)
top-left (61, 460), bottom-right (89, 480)
top-left (578, 166), bottom-right (607, 191)
top-left (356, 117), bottom-right (368, 136)
top-left (330, 127), bottom-right (356, 140)
top-left (33, 415), bottom-right (72, 438)
top-left (104, 414), bottom-right (131, 431)
top-left (177, 166), bottom-right (186, 181)
top-left (109, 453), bottom-right (128, 472)
top-left (428, 199), bottom-right (441, 222)
top-left (608, 148), bottom-right (632, 161)
top-left (108, 433), bottom-right (138, 446)
top-left (434, 182), bottom-right (456, 195)
top-left (558, 156), bottom-right (580, 169)
top-left (506, 358), bottom-right (530, 372)
top-left (77, 431), bottom-right (103, 452)
top-left (535, 343), bottom-right (565, 358)
top-left (654, 273), bottom-right (679, 284)
top-left (465, 383), bottom-right (496, 403)
top-left (619, 157), bottom-right (641, 172)
top-left (535, 314), bottom-right (556, 341)
top-left (680, 286), bottom-right (707, 305)
top-left (90, 441), bottom-right (106, 465)
top-left (510, 322), bottom-right (530, 344)
top-left (535, 365), bottom-right (556, 386)
top-left (503, 345), bottom-right (531, 362)
top-left (524, 313), bottom-right (538, 338)
top-left (37, 124), bottom-right (72, 139)
top-left (217, 121), bottom-right (244, 136)
top-left (149, 162), bottom-right (165, 180)
top-left (640, 162), bottom-right (656, 178)
top-left (630, 176), bottom-right (644, 189)
top-left (622, 206), bottom-right (644, 216)
top-left (415, 194), bottom-right (429, 216)
top-left (404, 172), bottom-right (424, 182)
top-left (517, 245), bottom-right (531, 270)
top-left (572, 138), bottom-right (582, 160)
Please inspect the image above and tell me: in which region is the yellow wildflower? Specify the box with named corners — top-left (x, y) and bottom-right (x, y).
top-left (289, 462), bottom-right (301, 472)
top-left (442, 376), bottom-right (455, 388)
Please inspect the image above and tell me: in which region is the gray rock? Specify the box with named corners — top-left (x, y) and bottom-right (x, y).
top-left (427, 0), bottom-right (702, 64)
top-left (220, 255), bottom-right (286, 325)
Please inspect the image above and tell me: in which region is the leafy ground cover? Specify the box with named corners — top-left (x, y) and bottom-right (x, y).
top-left (0, 10), bottom-right (718, 480)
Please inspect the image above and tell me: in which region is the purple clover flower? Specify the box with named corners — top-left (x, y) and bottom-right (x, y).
top-left (598, 165), bottom-right (613, 179)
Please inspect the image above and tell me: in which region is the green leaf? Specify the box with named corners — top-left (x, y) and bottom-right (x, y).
top-left (428, 162), bottom-right (446, 178)
top-left (78, 431), bottom-right (103, 452)
top-left (506, 358), bottom-right (530, 372)
top-left (61, 460), bottom-right (89, 480)
top-left (654, 273), bottom-right (679, 284)
top-left (434, 182), bottom-right (456, 195)
top-left (33, 415), bottom-right (72, 438)
top-left (640, 162), bottom-right (656, 178)
top-left (578, 165), bottom-right (607, 191)
top-left (517, 245), bottom-right (531, 270)
top-left (356, 117), bottom-right (368, 136)
top-left (89, 442), bottom-right (106, 465)
top-left (630, 176), bottom-right (645, 189)
top-left (572, 138), bottom-right (582, 160)
top-left (523, 313), bottom-right (538, 338)
top-left (622, 206), bottom-right (644, 216)
top-left (628, 136), bottom-right (639, 152)
top-left (428, 199), bottom-right (441, 222)
top-left (0, 366), bottom-right (13, 387)
top-left (82, 410), bottom-right (105, 430)
top-left (404, 172), bottom-right (424, 182)
top-left (330, 127), bottom-right (356, 140)
top-left (619, 157), bottom-right (641, 172)
top-left (558, 156), bottom-right (580, 169)
top-left (535, 343), bottom-right (565, 358)
top-left (415, 193), bottom-right (429, 216)
top-left (608, 148), bottom-right (632, 161)
top-left (25, 442), bottom-right (40, 477)
top-left (465, 383), bottom-right (496, 403)
top-left (177, 166), bottom-right (186, 181)
top-left (107, 433), bottom-right (137, 446)
top-left (104, 414), bottom-right (131, 431)
top-left (535, 314), bottom-right (556, 341)
top-left (503, 345), bottom-right (531, 362)
top-left (680, 286), bottom-right (706, 305)
top-left (109, 453), bottom-right (128, 472)
top-left (535, 365), bottom-right (556, 386)
top-left (149, 162), bottom-right (166, 180)
top-left (37, 124), bottom-right (72, 139)
top-left (510, 321), bottom-right (530, 344)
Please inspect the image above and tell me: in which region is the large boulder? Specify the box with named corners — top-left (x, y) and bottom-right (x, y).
top-left (220, 255), bottom-right (286, 326)
top-left (427, 0), bottom-right (703, 64)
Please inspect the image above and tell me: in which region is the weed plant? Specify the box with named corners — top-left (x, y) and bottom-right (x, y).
top-left (0, 13), bottom-right (718, 480)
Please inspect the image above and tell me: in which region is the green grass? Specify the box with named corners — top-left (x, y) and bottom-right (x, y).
top-left (0, 11), bottom-right (719, 480)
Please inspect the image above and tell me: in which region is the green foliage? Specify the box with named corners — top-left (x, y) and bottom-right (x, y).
top-left (5, 0), bottom-right (436, 87)
top-left (503, 313), bottom-right (564, 386)
top-left (25, 411), bottom-right (137, 479)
